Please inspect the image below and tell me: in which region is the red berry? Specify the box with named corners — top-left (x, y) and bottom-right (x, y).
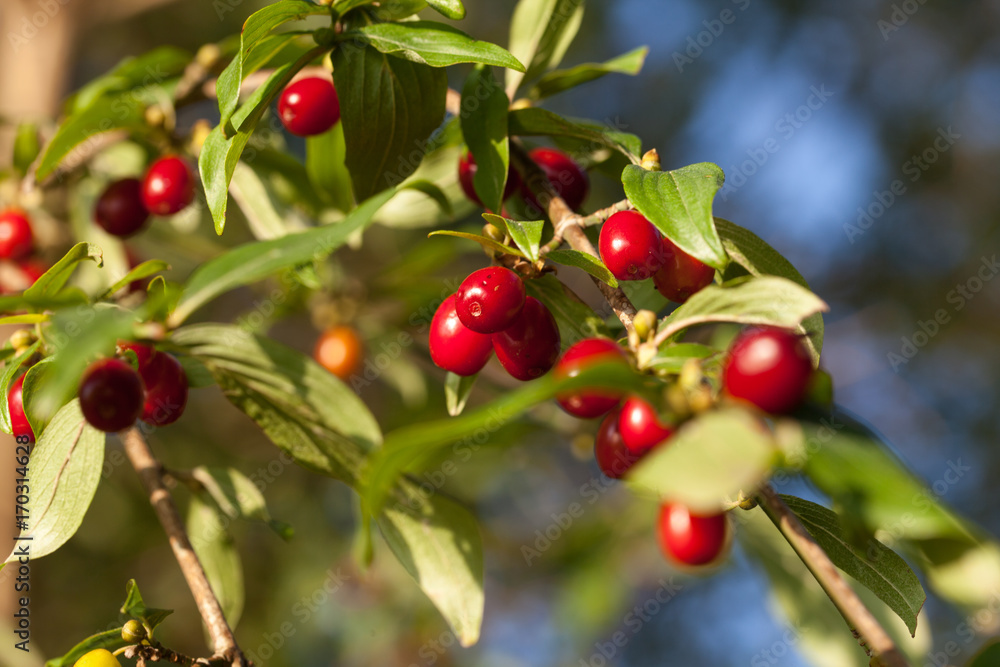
top-left (140, 351), bottom-right (188, 427)
top-left (457, 151), bottom-right (521, 208)
top-left (595, 407), bottom-right (640, 479)
top-left (95, 178), bottom-right (149, 237)
top-left (723, 326), bottom-right (813, 414)
top-left (0, 209), bottom-right (34, 261)
top-left (116, 341), bottom-right (157, 373)
top-left (652, 237), bottom-right (715, 302)
top-left (491, 296), bottom-right (560, 381)
top-left (8, 374), bottom-right (34, 442)
top-left (555, 338), bottom-right (628, 418)
top-left (598, 211), bottom-right (664, 281)
top-left (429, 294), bottom-right (494, 376)
top-left (141, 156), bottom-right (195, 216)
top-left (278, 77), bottom-right (340, 137)
top-left (455, 267), bottom-right (526, 333)
top-left (79, 358), bottom-right (144, 432)
top-left (657, 503), bottom-right (729, 566)
top-left (618, 396), bottom-right (673, 457)
top-left (524, 148), bottom-right (589, 212)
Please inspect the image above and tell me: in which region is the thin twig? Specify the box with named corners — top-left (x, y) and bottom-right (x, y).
top-left (122, 427), bottom-right (247, 667)
top-left (538, 197), bottom-right (633, 256)
top-left (755, 484), bottom-right (909, 667)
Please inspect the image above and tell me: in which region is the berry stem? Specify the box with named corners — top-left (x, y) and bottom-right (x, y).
top-left (121, 427), bottom-right (248, 667)
top-left (755, 484), bottom-right (908, 667)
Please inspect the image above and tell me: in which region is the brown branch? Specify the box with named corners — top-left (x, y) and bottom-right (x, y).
top-left (755, 484), bottom-right (909, 667)
top-left (538, 197), bottom-right (633, 256)
top-left (121, 427), bottom-right (248, 667)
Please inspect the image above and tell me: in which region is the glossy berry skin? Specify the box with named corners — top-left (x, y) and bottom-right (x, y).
top-left (0, 209), bottom-right (34, 260)
top-left (723, 326), bottom-right (813, 414)
top-left (140, 351), bottom-right (189, 426)
top-left (653, 236), bottom-right (715, 302)
top-left (314, 326), bottom-right (364, 380)
top-left (595, 407), bottom-right (640, 479)
top-left (491, 296), bottom-right (560, 381)
top-left (555, 338), bottom-right (628, 418)
top-left (141, 156), bottom-right (195, 216)
top-left (525, 147), bottom-right (589, 212)
top-left (73, 648), bottom-right (122, 667)
top-left (457, 151), bottom-right (521, 208)
top-left (79, 358), bottom-right (144, 433)
top-left (598, 211), bottom-right (664, 281)
top-left (455, 266), bottom-right (526, 333)
top-left (657, 503), bottom-right (728, 566)
top-left (618, 396), bottom-right (673, 457)
top-left (94, 178), bottom-right (150, 237)
top-left (278, 77), bottom-right (340, 137)
top-left (8, 375), bottom-right (34, 442)
top-left (429, 294), bottom-right (494, 376)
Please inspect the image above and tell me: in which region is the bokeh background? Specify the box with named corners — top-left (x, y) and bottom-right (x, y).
top-left (1, 0), bottom-right (999, 665)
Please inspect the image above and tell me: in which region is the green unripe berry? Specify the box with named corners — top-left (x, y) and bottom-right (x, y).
top-left (73, 648), bottom-right (122, 667)
top-left (122, 619), bottom-right (146, 643)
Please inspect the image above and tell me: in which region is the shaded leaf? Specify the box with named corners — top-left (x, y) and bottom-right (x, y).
top-left (509, 107), bottom-right (641, 163)
top-left (188, 493), bottom-right (244, 628)
top-left (306, 122), bottom-right (354, 213)
top-left (524, 273), bottom-right (609, 347)
top-left (461, 66), bottom-right (510, 213)
top-left (445, 372), bottom-right (477, 417)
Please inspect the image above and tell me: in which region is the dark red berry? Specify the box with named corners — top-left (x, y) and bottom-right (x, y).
top-left (457, 151), bottom-right (521, 208)
top-left (657, 503), bottom-right (728, 566)
top-left (95, 178), bottom-right (149, 237)
top-left (618, 396), bottom-right (673, 457)
top-left (555, 338), bottom-right (628, 418)
top-left (141, 156), bottom-right (195, 216)
top-left (598, 211), bottom-right (664, 281)
top-left (116, 341), bottom-right (157, 373)
top-left (491, 296), bottom-right (560, 381)
top-left (429, 294), bottom-right (494, 376)
top-left (0, 209), bottom-right (34, 261)
top-left (723, 326), bottom-right (813, 414)
top-left (595, 407), bottom-right (640, 479)
top-left (140, 351), bottom-right (188, 426)
top-left (278, 77), bottom-right (340, 137)
top-left (8, 374), bottom-right (34, 442)
top-left (455, 267), bottom-right (526, 334)
top-left (79, 358), bottom-right (144, 432)
top-left (524, 147), bottom-right (589, 212)
top-left (653, 236), bottom-right (715, 302)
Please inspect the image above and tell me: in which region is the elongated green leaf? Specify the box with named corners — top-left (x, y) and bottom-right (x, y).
top-left (191, 466), bottom-right (292, 539)
top-left (21, 357), bottom-right (56, 439)
top-left (531, 46), bottom-right (648, 99)
top-left (508, 107), bottom-right (641, 163)
top-left (524, 273), bottom-right (609, 347)
top-left (188, 493), bottom-right (244, 628)
top-left (44, 630), bottom-right (126, 667)
top-left (306, 122), bottom-right (354, 213)
top-left (4, 399), bottom-right (104, 563)
top-left (428, 230), bottom-right (526, 258)
top-left (377, 487), bottom-right (482, 646)
top-left (24, 242), bottom-right (103, 299)
top-left (506, 0), bottom-right (584, 96)
top-left (171, 188), bottom-right (394, 326)
top-left (230, 161), bottom-right (290, 240)
top-left (0, 292), bottom-right (88, 315)
top-left (969, 642), bottom-right (1000, 666)
top-left (0, 342), bottom-right (40, 435)
top-left (546, 248), bottom-right (618, 287)
top-left (628, 408), bottom-right (779, 512)
top-left (13, 122), bottom-right (40, 175)
top-left (0, 314), bottom-right (47, 325)
top-left (655, 276), bottom-right (828, 343)
top-left (349, 22), bottom-right (522, 70)
top-left (120, 579), bottom-right (173, 631)
top-left (484, 214), bottom-right (543, 261)
top-left (622, 162), bottom-right (727, 269)
top-left (100, 259), bottom-right (169, 299)
top-left (70, 46), bottom-right (192, 113)
top-left (461, 67), bottom-right (510, 213)
top-left (645, 342), bottom-right (715, 374)
top-left (781, 495), bottom-right (925, 635)
top-left (445, 372), bottom-right (477, 417)
top-left (424, 0), bottom-right (465, 19)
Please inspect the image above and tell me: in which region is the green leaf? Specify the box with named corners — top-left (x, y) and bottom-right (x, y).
top-left (21, 357), bottom-right (57, 439)
top-left (508, 107), bottom-right (641, 163)
top-left (655, 276), bottom-right (828, 343)
top-left (24, 242), bottom-right (103, 299)
top-left (44, 630), bottom-right (126, 667)
top-left (13, 122), bottom-right (40, 175)
top-left (428, 230), bottom-right (526, 258)
top-left (424, 0), bottom-right (465, 19)
top-left (0, 342), bottom-right (41, 435)
top-left (191, 466), bottom-right (292, 539)
top-left (545, 248), bottom-right (618, 287)
top-left (781, 495), bottom-right (925, 635)
top-left (306, 122), bottom-right (354, 213)
top-left (530, 46), bottom-right (648, 99)
top-left (460, 66), bottom-right (510, 213)
top-left (484, 214), bottom-right (543, 262)
top-left (0, 314), bottom-right (48, 325)
top-left (716, 217), bottom-right (824, 361)
top-left (969, 641), bottom-right (1000, 667)
top-left (645, 342), bottom-right (716, 374)
top-left (445, 372), bottom-right (477, 417)
top-left (523, 273), bottom-right (609, 347)
top-left (348, 22), bottom-right (522, 70)
top-left (628, 407), bottom-right (779, 512)
top-left (100, 259), bottom-right (169, 299)
top-left (506, 0), bottom-right (584, 96)
top-left (170, 188), bottom-right (394, 325)
top-left (120, 579), bottom-right (173, 631)
top-left (622, 162), bottom-right (728, 269)
top-left (70, 46), bottom-right (192, 113)
top-left (0, 292), bottom-right (88, 315)
top-left (3, 399), bottom-right (104, 563)
top-left (376, 487), bottom-right (483, 646)
top-left (229, 162), bottom-right (291, 240)
top-left (188, 493), bottom-right (244, 628)
top-left (217, 0), bottom-right (331, 127)
top-left (332, 43), bottom-right (447, 201)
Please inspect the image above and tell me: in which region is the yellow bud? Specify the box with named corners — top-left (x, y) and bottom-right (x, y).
top-left (73, 648), bottom-right (122, 667)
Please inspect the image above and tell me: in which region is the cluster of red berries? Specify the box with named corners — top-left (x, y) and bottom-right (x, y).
top-left (0, 208), bottom-right (46, 292)
top-left (598, 210), bottom-right (716, 302)
top-left (430, 266), bottom-right (561, 380)
top-left (94, 156), bottom-right (196, 238)
top-left (278, 77), bottom-right (341, 137)
top-left (458, 147), bottom-right (589, 213)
